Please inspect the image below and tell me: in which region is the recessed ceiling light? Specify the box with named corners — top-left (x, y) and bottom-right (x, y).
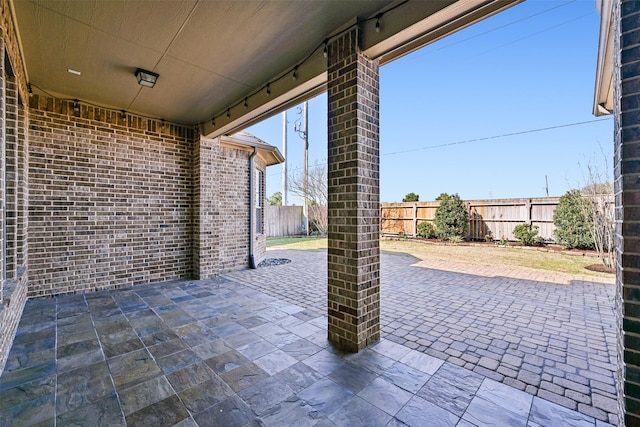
top-left (67, 69), bottom-right (81, 76)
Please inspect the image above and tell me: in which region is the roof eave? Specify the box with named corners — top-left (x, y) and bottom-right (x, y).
top-left (217, 133), bottom-right (285, 167)
top-left (593, 0), bottom-right (614, 117)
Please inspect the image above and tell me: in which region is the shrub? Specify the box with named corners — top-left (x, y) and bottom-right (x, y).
top-left (434, 193), bottom-right (469, 240)
top-left (513, 223), bottom-right (540, 246)
top-left (553, 190), bottom-right (594, 249)
top-left (449, 235), bottom-right (463, 244)
top-left (417, 221), bottom-right (435, 238)
top-left (496, 236), bottom-right (509, 246)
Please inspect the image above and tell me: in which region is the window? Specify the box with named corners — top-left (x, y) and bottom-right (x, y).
top-left (256, 169), bottom-right (264, 234)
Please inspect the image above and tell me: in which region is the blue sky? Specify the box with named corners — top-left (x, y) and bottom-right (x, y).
top-left (246, 0), bottom-right (612, 204)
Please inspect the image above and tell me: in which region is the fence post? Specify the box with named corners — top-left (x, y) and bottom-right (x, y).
top-left (413, 203), bottom-right (418, 237)
top-left (526, 199), bottom-right (532, 225)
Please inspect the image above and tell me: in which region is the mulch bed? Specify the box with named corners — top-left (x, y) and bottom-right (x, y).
top-left (585, 264), bottom-right (615, 274)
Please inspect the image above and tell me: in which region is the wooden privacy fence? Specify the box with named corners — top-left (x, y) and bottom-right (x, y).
top-left (266, 206), bottom-right (329, 237)
top-left (381, 197), bottom-right (561, 241)
top-left (269, 197), bottom-right (611, 241)
top-left (266, 206), bottom-right (304, 237)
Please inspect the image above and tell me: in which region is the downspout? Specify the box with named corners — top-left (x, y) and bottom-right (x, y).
top-left (249, 147), bottom-right (258, 269)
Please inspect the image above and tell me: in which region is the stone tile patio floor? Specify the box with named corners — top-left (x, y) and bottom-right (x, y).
top-left (0, 249), bottom-right (617, 426)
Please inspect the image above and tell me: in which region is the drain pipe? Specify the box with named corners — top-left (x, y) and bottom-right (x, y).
top-left (249, 147), bottom-right (258, 269)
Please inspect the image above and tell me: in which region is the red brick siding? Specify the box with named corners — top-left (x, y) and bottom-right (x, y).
top-left (28, 95), bottom-right (194, 297)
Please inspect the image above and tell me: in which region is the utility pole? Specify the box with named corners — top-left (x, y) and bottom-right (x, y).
top-left (545, 175), bottom-right (549, 197)
top-left (303, 101), bottom-right (309, 235)
top-left (282, 111), bottom-right (288, 206)
top-left (294, 101), bottom-right (309, 235)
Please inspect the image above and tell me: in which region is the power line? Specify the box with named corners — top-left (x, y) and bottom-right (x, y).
top-left (411, 0), bottom-right (577, 59)
top-left (382, 118), bottom-right (612, 157)
top-left (472, 12), bottom-right (591, 57)
top-left (269, 117), bottom-right (612, 177)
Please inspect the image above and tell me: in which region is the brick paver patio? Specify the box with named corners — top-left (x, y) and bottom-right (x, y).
top-left (0, 248), bottom-right (617, 426)
top-left (226, 248), bottom-right (618, 425)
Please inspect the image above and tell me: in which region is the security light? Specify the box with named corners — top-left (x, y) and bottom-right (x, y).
top-left (135, 68), bottom-right (159, 88)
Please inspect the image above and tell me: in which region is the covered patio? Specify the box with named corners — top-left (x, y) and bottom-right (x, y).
top-left (0, 250), bottom-right (616, 425)
top-left (1, 0), bottom-right (639, 425)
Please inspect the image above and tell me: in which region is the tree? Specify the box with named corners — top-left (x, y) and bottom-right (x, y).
top-left (268, 192), bottom-right (282, 206)
top-left (435, 193), bottom-right (451, 202)
top-left (289, 161), bottom-right (327, 235)
top-left (553, 190), bottom-right (594, 250)
top-left (289, 160), bottom-right (327, 207)
top-left (579, 162), bottom-right (614, 267)
top-left (434, 193), bottom-right (469, 240)
top-left (403, 192), bottom-right (419, 202)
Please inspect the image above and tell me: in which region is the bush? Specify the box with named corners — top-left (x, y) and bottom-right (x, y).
top-left (553, 190), bottom-right (594, 249)
top-left (434, 193), bottom-right (469, 240)
top-left (513, 223), bottom-right (541, 246)
top-left (417, 221), bottom-right (435, 238)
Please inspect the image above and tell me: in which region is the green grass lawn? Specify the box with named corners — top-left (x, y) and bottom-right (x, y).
top-left (266, 236), bottom-right (328, 250)
top-left (267, 237), bottom-right (613, 280)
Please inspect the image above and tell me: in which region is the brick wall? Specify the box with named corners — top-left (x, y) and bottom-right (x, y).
top-left (618, 1), bottom-right (640, 424)
top-left (0, 0), bottom-right (30, 376)
top-left (193, 136), bottom-right (267, 276)
top-left (28, 95), bottom-right (194, 297)
top-left (192, 135), bottom-right (219, 278)
top-left (218, 144), bottom-right (251, 270)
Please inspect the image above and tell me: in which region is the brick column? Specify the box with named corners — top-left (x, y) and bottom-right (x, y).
top-left (326, 29), bottom-right (380, 352)
top-left (617, 1), bottom-right (640, 424)
top-left (193, 135), bottom-right (221, 279)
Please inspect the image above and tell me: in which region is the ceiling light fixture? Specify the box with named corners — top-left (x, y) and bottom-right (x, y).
top-left (67, 68), bottom-right (81, 76)
top-left (226, 108), bottom-right (230, 118)
top-left (292, 67), bottom-right (298, 81)
top-left (244, 98), bottom-right (248, 109)
top-left (323, 40), bottom-right (328, 58)
top-left (266, 83), bottom-right (271, 96)
top-left (375, 14), bottom-right (382, 33)
top-left (135, 68), bottom-right (159, 88)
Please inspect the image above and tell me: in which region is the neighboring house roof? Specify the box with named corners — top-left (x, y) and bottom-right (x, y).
top-left (593, 0), bottom-right (614, 116)
top-left (219, 132), bottom-right (285, 166)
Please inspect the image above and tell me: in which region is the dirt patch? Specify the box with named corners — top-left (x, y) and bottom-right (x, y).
top-left (585, 264), bottom-right (615, 274)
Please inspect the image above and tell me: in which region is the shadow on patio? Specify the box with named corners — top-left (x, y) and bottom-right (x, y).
top-left (0, 249), bottom-right (617, 426)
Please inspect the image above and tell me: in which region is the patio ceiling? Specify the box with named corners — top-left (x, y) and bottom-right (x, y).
top-left (13, 0), bottom-right (521, 138)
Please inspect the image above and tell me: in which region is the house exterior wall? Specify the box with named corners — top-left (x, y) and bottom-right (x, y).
top-left (192, 136), bottom-right (268, 277)
top-left (617, 1), bottom-right (640, 424)
top-left (218, 144), bottom-right (251, 270)
top-left (192, 135), bottom-right (219, 279)
top-left (217, 142), bottom-right (267, 271)
top-left (28, 95), bottom-right (194, 297)
top-left (0, 0), bottom-right (31, 376)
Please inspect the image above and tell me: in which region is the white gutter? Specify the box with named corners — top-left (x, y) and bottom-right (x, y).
top-left (249, 147), bottom-right (258, 269)
top-left (593, 0), bottom-right (614, 116)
